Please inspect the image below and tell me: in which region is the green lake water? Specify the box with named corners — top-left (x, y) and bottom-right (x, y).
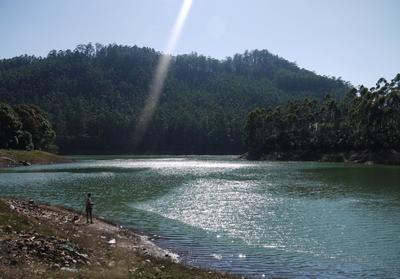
top-left (0, 156), bottom-right (399, 278)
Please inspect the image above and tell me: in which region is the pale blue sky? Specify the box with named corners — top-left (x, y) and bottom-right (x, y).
top-left (0, 0), bottom-right (399, 87)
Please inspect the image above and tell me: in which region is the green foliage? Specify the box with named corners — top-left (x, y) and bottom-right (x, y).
top-left (13, 104), bottom-right (56, 150)
top-left (0, 44), bottom-right (349, 154)
top-left (244, 75), bottom-right (400, 158)
top-left (0, 103), bottom-right (22, 149)
top-left (0, 103), bottom-right (55, 150)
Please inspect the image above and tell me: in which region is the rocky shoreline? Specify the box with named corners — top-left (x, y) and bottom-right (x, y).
top-left (0, 198), bottom-right (233, 279)
top-left (0, 149), bottom-right (73, 168)
top-left (246, 149), bottom-right (400, 165)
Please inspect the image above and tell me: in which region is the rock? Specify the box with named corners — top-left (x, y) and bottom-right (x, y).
top-left (108, 261), bottom-right (115, 267)
top-left (129, 267), bottom-right (138, 273)
top-left (108, 238), bottom-right (116, 244)
top-left (60, 267), bottom-right (78, 272)
top-left (0, 156), bottom-right (17, 165)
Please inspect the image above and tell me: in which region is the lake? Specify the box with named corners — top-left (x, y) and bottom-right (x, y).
top-left (1, 156), bottom-right (399, 278)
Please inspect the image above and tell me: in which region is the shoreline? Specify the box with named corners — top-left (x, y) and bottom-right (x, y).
top-left (0, 149), bottom-right (74, 168)
top-left (0, 198), bottom-right (234, 279)
top-left (245, 149), bottom-right (400, 165)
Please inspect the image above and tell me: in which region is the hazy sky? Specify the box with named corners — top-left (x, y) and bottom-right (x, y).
top-left (1, 0), bottom-right (399, 87)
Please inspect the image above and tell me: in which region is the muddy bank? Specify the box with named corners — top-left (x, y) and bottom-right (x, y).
top-left (0, 198), bottom-right (233, 279)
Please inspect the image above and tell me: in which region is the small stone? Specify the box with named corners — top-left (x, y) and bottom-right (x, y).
top-left (60, 267), bottom-right (78, 272)
top-left (129, 267), bottom-right (138, 273)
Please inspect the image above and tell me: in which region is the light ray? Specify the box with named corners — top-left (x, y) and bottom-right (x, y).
top-left (134, 0), bottom-right (193, 146)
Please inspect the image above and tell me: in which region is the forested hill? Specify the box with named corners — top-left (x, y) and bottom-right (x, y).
top-left (244, 75), bottom-right (400, 164)
top-left (0, 44), bottom-right (349, 154)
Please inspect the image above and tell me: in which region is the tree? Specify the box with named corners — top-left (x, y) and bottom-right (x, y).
top-left (14, 104), bottom-right (55, 150)
top-left (244, 74), bottom-right (400, 158)
top-left (0, 103), bottom-right (22, 148)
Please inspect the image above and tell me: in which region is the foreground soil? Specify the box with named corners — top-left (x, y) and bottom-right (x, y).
top-left (0, 199), bottom-right (234, 279)
top-left (0, 149), bottom-right (73, 168)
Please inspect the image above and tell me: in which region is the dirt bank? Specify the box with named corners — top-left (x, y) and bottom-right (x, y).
top-left (0, 198), bottom-right (233, 279)
top-left (0, 149), bottom-right (73, 168)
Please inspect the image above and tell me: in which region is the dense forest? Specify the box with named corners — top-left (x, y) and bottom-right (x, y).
top-left (0, 102), bottom-right (55, 150)
top-left (0, 43), bottom-right (349, 154)
top-left (244, 75), bottom-right (400, 163)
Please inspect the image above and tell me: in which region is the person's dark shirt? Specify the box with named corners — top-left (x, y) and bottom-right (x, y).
top-left (86, 197), bottom-right (93, 210)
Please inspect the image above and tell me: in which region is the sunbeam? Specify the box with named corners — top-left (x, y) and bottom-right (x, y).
top-left (134, 0), bottom-right (193, 146)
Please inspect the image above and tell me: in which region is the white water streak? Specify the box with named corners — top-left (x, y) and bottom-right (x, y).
top-left (134, 0), bottom-right (193, 144)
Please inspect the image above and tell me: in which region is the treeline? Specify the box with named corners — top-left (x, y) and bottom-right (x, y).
top-left (0, 103), bottom-right (55, 150)
top-left (0, 44), bottom-right (349, 154)
top-left (244, 75), bottom-right (400, 159)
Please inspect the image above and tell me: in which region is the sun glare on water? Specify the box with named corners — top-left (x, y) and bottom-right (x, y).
top-left (134, 0), bottom-right (193, 144)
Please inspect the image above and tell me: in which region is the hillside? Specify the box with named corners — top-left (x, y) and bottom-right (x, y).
top-left (0, 44), bottom-right (349, 154)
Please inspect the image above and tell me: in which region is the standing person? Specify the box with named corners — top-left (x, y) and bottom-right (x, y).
top-left (85, 193), bottom-right (94, 224)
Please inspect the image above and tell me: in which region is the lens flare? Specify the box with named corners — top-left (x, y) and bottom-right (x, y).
top-left (134, 0), bottom-right (193, 146)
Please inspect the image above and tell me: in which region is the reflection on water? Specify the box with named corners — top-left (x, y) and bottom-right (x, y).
top-left (0, 156), bottom-right (399, 278)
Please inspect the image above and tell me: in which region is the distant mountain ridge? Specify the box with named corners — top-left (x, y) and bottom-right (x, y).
top-left (0, 43), bottom-right (350, 154)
